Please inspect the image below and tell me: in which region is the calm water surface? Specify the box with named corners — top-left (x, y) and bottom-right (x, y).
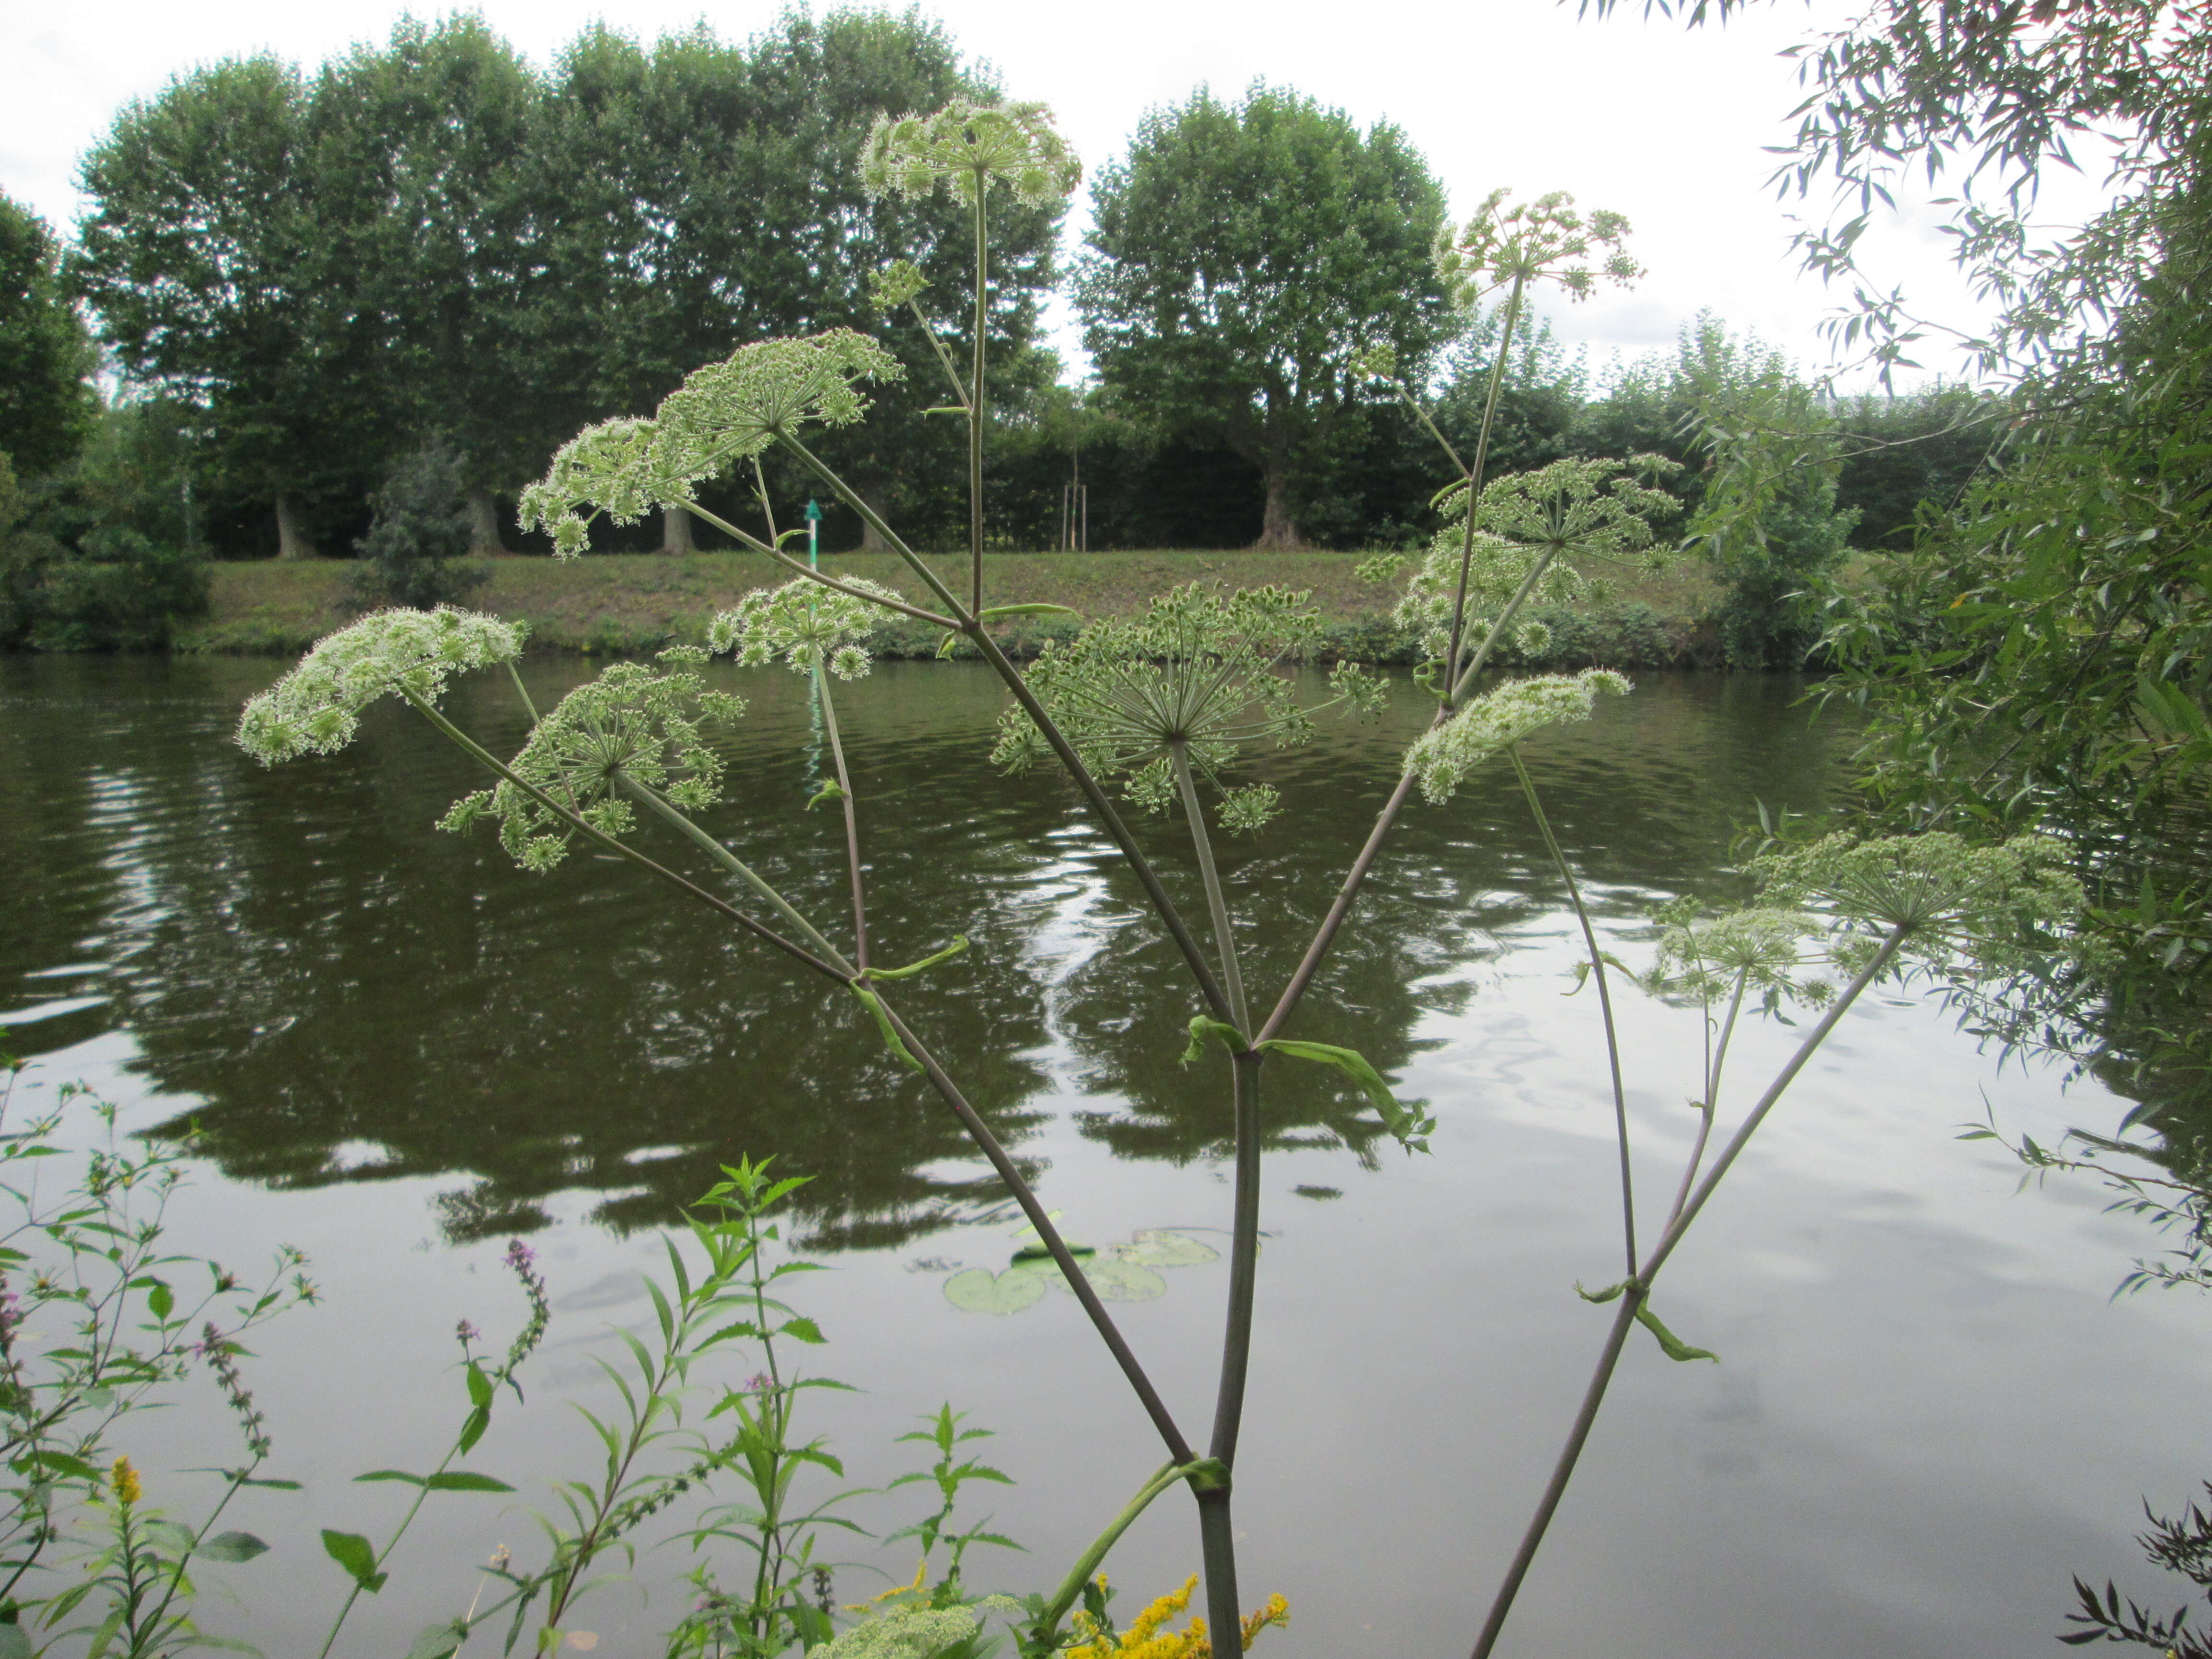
top-left (1, 655), bottom-right (2200, 1659)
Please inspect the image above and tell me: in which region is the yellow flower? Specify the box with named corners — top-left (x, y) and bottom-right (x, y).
top-left (1066, 1578), bottom-right (1287, 1659)
top-left (110, 1456), bottom-right (141, 1506)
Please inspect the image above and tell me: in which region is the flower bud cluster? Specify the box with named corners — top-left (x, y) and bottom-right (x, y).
top-left (236, 607), bottom-right (527, 764)
top-left (1406, 669), bottom-right (1632, 804)
top-left (1647, 906), bottom-right (1832, 1009)
top-left (439, 648), bottom-right (745, 873)
top-left (860, 98), bottom-right (1081, 207)
top-left (709, 577), bottom-right (902, 680)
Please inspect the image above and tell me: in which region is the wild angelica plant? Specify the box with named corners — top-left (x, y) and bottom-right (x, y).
top-left (236, 104), bottom-right (2094, 1659)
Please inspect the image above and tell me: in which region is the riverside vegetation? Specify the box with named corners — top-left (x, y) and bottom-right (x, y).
top-left (4, 101), bottom-right (2091, 1659)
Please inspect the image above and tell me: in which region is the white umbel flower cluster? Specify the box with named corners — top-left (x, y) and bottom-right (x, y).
top-left (1434, 187), bottom-right (1642, 310)
top-left (709, 577), bottom-right (903, 680)
top-left (519, 332), bottom-right (902, 559)
top-left (1647, 906), bottom-right (1831, 1008)
top-left (860, 98), bottom-right (1081, 206)
top-left (1406, 669), bottom-right (1632, 804)
top-left (235, 607), bottom-right (526, 764)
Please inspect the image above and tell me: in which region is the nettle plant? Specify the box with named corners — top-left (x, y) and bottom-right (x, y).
top-left (234, 100), bottom-right (2088, 1659)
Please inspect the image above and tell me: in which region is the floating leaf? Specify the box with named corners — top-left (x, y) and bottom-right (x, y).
top-left (1119, 1230), bottom-right (1218, 1268)
top-left (1036, 1255), bottom-right (1168, 1304)
top-left (943, 1268), bottom-right (1047, 1315)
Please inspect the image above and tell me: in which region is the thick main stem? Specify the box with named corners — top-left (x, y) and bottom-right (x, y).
top-left (1511, 746), bottom-right (1635, 1276)
top-left (1467, 925), bottom-right (1908, 1659)
top-left (1170, 744), bottom-right (1249, 1033)
top-left (970, 181), bottom-right (987, 617)
top-left (813, 672), bottom-right (869, 972)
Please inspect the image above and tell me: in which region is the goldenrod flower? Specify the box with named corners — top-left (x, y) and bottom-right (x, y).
top-left (1066, 1577), bottom-right (1287, 1659)
top-left (110, 1456), bottom-right (141, 1506)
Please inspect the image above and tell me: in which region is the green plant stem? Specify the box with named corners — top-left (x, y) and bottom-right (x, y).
top-left (678, 501), bottom-right (960, 629)
top-left (1029, 1460), bottom-right (1202, 1644)
top-left (1399, 384), bottom-right (1471, 477)
top-left (813, 669), bottom-right (869, 972)
top-left (398, 690), bottom-right (843, 983)
top-left (503, 661), bottom-right (539, 723)
top-left (620, 777), bottom-right (855, 976)
top-left (776, 432), bottom-right (1238, 1024)
top-left (874, 998), bottom-right (1196, 1466)
top-left (1467, 923), bottom-right (1908, 1659)
top-left (1169, 744), bottom-right (1248, 1033)
top-left (1510, 745), bottom-right (1636, 1276)
top-left (969, 179), bottom-right (987, 617)
top-left (1259, 549), bottom-right (1561, 1046)
top-left (1667, 968), bottom-right (1749, 1226)
top-left (130, 1462), bottom-right (257, 1655)
top-left (315, 1415), bottom-right (479, 1659)
top-left (909, 299), bottom-right (971, 409)
top-left (1441, 273), bottom-right (1527, 696)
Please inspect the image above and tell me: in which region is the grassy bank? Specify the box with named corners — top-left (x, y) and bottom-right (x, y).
top-left (176, 548), bottom-right (1722, 664)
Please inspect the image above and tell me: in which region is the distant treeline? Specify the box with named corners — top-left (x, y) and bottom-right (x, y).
top-left (2, 6), bottom-right (1998, 659)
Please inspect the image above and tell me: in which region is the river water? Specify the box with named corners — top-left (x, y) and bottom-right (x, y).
top-left (1, 653), bottom-right (2201, 1659)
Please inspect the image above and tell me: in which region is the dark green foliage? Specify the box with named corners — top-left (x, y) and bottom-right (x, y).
top-left (351, 444), bottom-right (489, 612)
top-left (1832, 385), bottom-right (2002, 551)
top-left (0, 449), bottom-right (209, 652)
top-left (0, 194), bottom-right (97, 475)
top-left (1076, 83), bottom-right (1451, 547)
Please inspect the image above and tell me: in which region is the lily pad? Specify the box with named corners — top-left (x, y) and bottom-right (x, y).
top-left (1034, 1254), bottom-right (1169, 1303)
top-left (1121, 1229), bottom-right (1219, 1268)
top-left (944, 1267), bottom-right (1048, 1315)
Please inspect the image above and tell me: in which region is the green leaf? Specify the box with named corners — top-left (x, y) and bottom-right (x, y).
top-left (1178, 1015), bottom-right (1246, 1066)
top-left (422, 1471), bottom-right (514, 1493)
top-left (0, 1625), bottom-right (31, 1659)
top-left (779, 1315), bottom-right (826, 1344)
top-left (321, 1529), bottom-right (387, 1592)
top-left (198, 1529), bottom-right (271, 1563)
top-left (1635, 1302), bottom-right (1719, 1362)
top-left (1119, 1230), bottom-right (1218, 1268)
top-left (805, 780), bottom-right (848, 811)
top-left (464, 1360), bottom-right (493, 1410)
top-left (863, 936), bottom-right (970, 982)
top-left (23, 1451), bottom-right (101, 1481)
top-left (975, 603), bottom-right (1080, 623)
top-left (457, 1404), bottom-right (490, 1455)
top-left (405, 1622), bottom-right (469, 1659)
top-left (240, 1478), bottom-right (303, 1490)
top-left (851, 987), bottom-right (924, 1073)
top-left (146, 1519), bottom-right (199, 1555)
top-left (354, 1470), bottom-right (428, 1486)
top-left (943, 1267), bottom-right (1047, 1315)
top-left (1255, 1039), bottom-right (1434, 1153)
top-left (1575, 1279), bottom-right (1629, 1304)
top-left (145, 1279), bottom-right (174, 1321)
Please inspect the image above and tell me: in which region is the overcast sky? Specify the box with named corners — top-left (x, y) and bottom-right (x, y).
top-left (2, 0), bottom-right (2112, 389)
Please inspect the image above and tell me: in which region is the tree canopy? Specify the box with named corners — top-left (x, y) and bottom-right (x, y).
top-left (0, 195), bottom-right (96, 476)
top-left (1075, 84), bottom-right (1451, 548)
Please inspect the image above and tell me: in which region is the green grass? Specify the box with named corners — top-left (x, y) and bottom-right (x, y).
top-left (177, 548), bottom-right (1719, 661)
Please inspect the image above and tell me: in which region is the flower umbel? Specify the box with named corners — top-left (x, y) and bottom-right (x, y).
top-left (1434, 187), bottom-right (1643, 309)
top-left (709, 577), bottom-right (903, 680)
top-left (992, 584), bottom-right (1383, 830)
top-left (1750, 831), bottom-right (2086, 975)
top-left (1395, 456), bottom-right (1681, 666)
top-left (520, 333), bottom-right (902, 560)
top-left (439, 648), bottom-right (745, 872)
top-left (236, 607), bottom-right (527, 764)
top-left (860, 98), bottom-right (1081, 207)
top-left (1407, 670), bottom-right (1632, 805)
top-left (1646, 906), bottom-right (1832, 1010)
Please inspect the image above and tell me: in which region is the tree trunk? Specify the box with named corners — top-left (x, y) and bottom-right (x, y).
top-left (659, 504), bottom-right (696, 556)
top-left (465, 483), bottom-right (510, 555)
top-left (857, 490), bottom-right (892, 552)
top-left (1254, 465), bottom-right (1305, 550)
top-left (274, 493), bottom-right (318, 561)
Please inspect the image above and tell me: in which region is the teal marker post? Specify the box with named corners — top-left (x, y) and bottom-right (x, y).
top-left (805, 498), bottom-right (822, 568)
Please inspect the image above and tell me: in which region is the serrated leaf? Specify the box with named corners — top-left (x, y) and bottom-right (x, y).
top-left (322, 1529), bottom-right (387, 1592)
top-left (198, 1530), bottom-right (271, 1563)
top-left (779, 1316), bottom-right (825, 1344)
